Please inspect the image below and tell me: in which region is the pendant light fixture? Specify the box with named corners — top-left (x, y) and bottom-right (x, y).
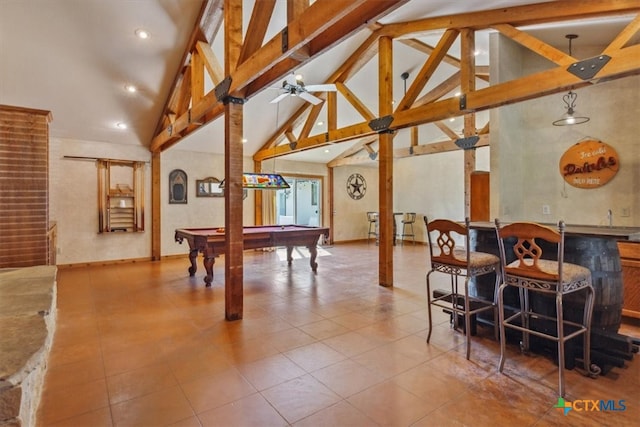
top-left (219, 101), bottom-right (289, 191)
top-left (553, 34), bottom-right (590, 126)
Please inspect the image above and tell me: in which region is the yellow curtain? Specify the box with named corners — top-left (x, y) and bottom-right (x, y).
top-left (262, 190), bottom-right (276, 225)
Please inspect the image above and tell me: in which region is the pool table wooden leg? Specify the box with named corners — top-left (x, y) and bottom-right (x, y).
top-left (286, 246), bottom-right (293, 266)
top-left (308, 245), bottom-right (318, 272)
top-left (188, 249), bottom-right (198, 276)
top-left (202, 247), bottom-right (216, 287)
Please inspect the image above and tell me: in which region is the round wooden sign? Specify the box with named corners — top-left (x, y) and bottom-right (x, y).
top-left (559, 140), bottom-right (619, 189)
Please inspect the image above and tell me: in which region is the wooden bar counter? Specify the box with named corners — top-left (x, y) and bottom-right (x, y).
top-left (468, 221), bottom-right (640, 332)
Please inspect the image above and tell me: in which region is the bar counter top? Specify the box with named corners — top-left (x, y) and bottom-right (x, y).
top-left (468, 221), bottom-right (640, 241)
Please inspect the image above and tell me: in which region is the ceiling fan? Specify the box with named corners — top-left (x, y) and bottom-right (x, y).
top-left (270, 74), bottom-right (336, 105)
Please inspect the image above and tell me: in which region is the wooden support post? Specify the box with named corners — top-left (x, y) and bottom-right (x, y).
top-left (328, 167), bottom-right (334, 244)
top-left (460, 28), bottom-right (476, 219)
top-left (254, 160), bottom-right (263, 225)
top-left (378, 35), bottom-right (394, 287)
top-left (151, 152), bottom-right (161, 260)
top-left (224, 0), bottom-right (244, 320)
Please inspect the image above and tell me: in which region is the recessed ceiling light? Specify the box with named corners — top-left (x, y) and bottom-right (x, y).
top-left (449, 117), bottom-right (456, 122)
top-left (454, 91), bottom-right (461, 97)
top-left (135, 29), bottom-right (150, 39)
top-left (324, 149), bottom-right (329, 153)
top-left (317, 121), bottom-right (324, 126)
top-left (295, 74), bottom-right (303, 81)
top-left (116, 122), bottom-right (127, 129)
top-left (241, 138), bottom-right (247, 143)
top-left (124, 84), bottom-right (137, 93)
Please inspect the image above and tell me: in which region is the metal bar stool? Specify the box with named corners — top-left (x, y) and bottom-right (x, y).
top-left (494, 219), bottom-right (600, 397)
top-left (366, 211), bottom-right (378, 245)
top-left (401, 212), bottom-right (416, 245)
top-left (425, 217), bottom-right (501, 360)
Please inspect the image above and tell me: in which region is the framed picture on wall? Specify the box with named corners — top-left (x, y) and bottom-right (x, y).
top-left (196, 177), bottom-right (224, 197)
top-left (169, 169), bottom-right (187, 204)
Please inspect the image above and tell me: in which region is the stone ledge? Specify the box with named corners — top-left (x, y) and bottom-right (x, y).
top-left (0, 266), bottom-right (57, 427)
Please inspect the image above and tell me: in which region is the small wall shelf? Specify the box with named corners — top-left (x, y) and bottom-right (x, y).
top-left (98, 160), bottom-right (145, 233)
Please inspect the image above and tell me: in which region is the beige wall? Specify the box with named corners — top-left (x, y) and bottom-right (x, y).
top-left (330, 146), bottom-right (490, 244)
top-left (332, 165), bottom-right (379, 242)
top-left (491, 34), bottom-right (639, 227)
top-left (49, 35), bottom-right (637, 264)
top-left (49, 138), bottom-right (152, 265)
top-left (49, 136), bottom-right (490, 264)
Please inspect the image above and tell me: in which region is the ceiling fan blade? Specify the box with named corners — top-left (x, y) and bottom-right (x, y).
top-left (304, 83), bottom-right (336, 92)
top-left (299, 91), bottom-right (322, 105)
top-left (270, 92), bottom-right (289, 104)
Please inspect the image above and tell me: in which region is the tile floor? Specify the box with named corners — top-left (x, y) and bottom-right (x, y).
top-left (37, 242), bottom-right (639, 426)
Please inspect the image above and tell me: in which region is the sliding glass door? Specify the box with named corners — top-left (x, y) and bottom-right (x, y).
top-left (275, 176), bottom-right (322, 226)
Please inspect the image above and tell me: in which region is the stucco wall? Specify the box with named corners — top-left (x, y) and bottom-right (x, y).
top-left (49, 138), bottom-right (152, 265)
top-left (491, 34), bottom-right (639, 227)
top-left (48, 35), bottom-right (637, 264)
top-left (330, 146), bottom-right (489, 244)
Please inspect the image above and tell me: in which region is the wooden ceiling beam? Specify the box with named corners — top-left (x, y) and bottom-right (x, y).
top-left (243, 1), bottom-right (402, 99)
top-left (395, 134), bottom-right (489, 159)
top-left (327, 135), bottom-right (377, 167)
top-left (395, 29), bottom-right (459, 111)
top-left (257, 104), bottom-right (311, 152)
top-left (381, 0), bottom-right (640, 38)
top-left (492, 24), bottom-right (574, 66)
top-left (298, 99), bottom-right (325, 140)
top-left (251, 28), bottom-right (382, 162)
top-left (434, 121), bottom-right (459, 140)
top-left (255, 41), bottom-right (640, 161)
top-left (152, 0), bottom-right (405, 152)
top-left (395, 44), bottom-right (640, 128)
top-left (332, 30), bottom-right (380, 83)
top-left (151, 0), bottom-right (223, 140)
top-left (191, 51), bottom-right (205, 105)
top-left (237, 0), bottom-right (276, 66)
top-left (335, 82), bottom-right (375, 120)
top-left (196, 41), bottom-right (224, 86)
top-left (229, 0), bottom-right (391, 95)
top-left (604, 13), bottom-right (640, 53)
top-left (399, 38), bottom-right (461, 68)
top-left (328, 134), bottom-right (490, 167)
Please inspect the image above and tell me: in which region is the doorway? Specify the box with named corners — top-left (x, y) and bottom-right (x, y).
top-left (275, 176), bottom-right (322, 226)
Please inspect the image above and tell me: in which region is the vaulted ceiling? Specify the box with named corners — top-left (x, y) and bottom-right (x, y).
top-left (2, 0), bottom-right (639, 165)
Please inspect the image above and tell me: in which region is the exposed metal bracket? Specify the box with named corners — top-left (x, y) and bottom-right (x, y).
top-left (167, 124), bottom-right (173, 136)
top-left (325, 132), bottom-right (330, 142)
top-left (289, 141), bottom-right (297, 150)
top-left (567, 55), bottom-right (611, 80)
top-left (409, 146), bottom-right (414, 155)
top-left (459, 94), bottom-right (467, 111)
top-left (368, 115), bottom-right (394, 133)
top-left (214, 76), bottom-right (245, 105)
top-left (281, 27), bottom-right (288, 53)
top-left (214, 76), bottom-right (232, 102)
top-left (222, 96), bottom-right (245, 105)
top-left (455, 135), bottom-right (480, 150)
top-left (369, 152), bottom-right (378, 160)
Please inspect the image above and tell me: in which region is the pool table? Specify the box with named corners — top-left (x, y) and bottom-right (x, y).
top-left (175, 225), bottom-right (330, 286)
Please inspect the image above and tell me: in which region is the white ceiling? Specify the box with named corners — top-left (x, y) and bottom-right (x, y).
top-left (1, 0), bottom-right (633, 165)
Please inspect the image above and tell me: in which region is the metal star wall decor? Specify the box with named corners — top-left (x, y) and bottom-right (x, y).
top-left (347, 173), bottom-right (366, 200)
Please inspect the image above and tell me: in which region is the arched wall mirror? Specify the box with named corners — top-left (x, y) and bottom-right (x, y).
top-left (169, 169), bottom-right (187, 204)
